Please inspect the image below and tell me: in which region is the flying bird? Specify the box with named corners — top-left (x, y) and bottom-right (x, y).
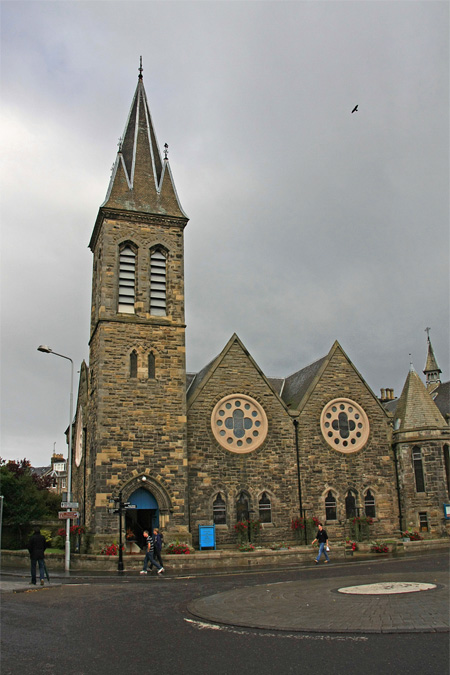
top-left (351, 105), bottom-right (358, 113)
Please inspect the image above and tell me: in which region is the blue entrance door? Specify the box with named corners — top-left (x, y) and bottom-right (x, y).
top-left (126, 488), bottom-right (159, 546)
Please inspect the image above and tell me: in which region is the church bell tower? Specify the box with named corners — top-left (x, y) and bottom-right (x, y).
top-left (85, 63), bottom-right (189, 544)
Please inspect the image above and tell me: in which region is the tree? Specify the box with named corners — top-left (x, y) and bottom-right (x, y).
top-left (0, 459), bottom-right (60, 548)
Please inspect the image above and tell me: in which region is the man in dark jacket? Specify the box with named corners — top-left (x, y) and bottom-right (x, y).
top-left (28, 528), bottom-right (47, 585)
top-left (311, 523), bottom-right (330, 564)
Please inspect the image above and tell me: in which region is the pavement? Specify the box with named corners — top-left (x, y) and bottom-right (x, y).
top-left (187, 565), bottom-right (449, 634)
top-left (2, 556), bottom-right (449, 634)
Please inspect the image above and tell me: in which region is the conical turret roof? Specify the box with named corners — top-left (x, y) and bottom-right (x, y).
top-left (394, 366), bottom-right (446, 432)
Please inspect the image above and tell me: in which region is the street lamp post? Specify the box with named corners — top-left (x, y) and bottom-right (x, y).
top-left (37, 345), bottom-right (74, 574)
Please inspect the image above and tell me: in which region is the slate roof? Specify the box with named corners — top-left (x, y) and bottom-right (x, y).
top-left (266, 377), bottom-right (285, 397)
top-left (382, 397), bottom-right (399, 414)
top-left (281, 357), bottom-right (327, 409)
top-left (432, 380), bottom-right (450, 421)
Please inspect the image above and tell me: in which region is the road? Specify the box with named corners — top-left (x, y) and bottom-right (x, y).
top-left (1, 553), bottom-right (448, 675)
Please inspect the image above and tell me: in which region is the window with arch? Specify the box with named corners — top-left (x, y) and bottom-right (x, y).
top-left (150, 247), bottom-right (167, 316)
top-left (118, 245), bottom-right (136, 313)
top-left (148, 352), bottom-right (155, 379)
top-left (325, 491), bottom-right (337, 520)
top-left (444, 444), bottom-right (450, 496)
top-left (364, 490), bottom-right (376, 518)
top-left (345, 490), bottom-right (357, 520)
top-left (236, 492), bottom-right (249, 523)
top-left (213, 493), bottom-right (226, 525)
top-left (412, 446), bottom-right (426, 493)
top-left (130, 350), bottom-right (138, 378)
top-left (258, 492), bottom-right (272, 524)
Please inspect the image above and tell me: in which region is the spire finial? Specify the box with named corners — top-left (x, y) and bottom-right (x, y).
top-left (425, 326), bottom-right (431, 342)
top-left (409, 353), bottom-right (414, 372)
top-left (164, 143), bottom-right (169, 160)
top-left (138, 56), bottom-right (143, 80)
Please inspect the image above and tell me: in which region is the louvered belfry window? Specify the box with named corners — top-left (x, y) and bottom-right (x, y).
top-left (118, 245), bottom-right (136, 313)
top-left (150, 248), bottom-right (167, 316)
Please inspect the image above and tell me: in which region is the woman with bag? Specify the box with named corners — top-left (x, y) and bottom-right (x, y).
top-left (311, 523), bottom-right (330, 564)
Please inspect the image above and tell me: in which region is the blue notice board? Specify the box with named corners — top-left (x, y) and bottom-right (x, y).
top-left (199, 524), bottom-right (216, 550)
top-left (444, 504), bottom-right (450, 520)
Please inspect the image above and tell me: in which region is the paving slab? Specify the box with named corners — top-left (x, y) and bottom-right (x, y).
top-left (188, 568), bottom-right (449, 634)
top-left (0, 580), bottom-right (61, 593)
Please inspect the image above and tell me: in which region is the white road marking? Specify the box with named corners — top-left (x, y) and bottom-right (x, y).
top-left (184, 618), bottom-right (368, 641)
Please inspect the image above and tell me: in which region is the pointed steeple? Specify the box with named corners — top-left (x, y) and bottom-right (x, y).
top-left (423, 328), bottom-right (442, 391)
top-left (101, 60), bottom-right (187, 219)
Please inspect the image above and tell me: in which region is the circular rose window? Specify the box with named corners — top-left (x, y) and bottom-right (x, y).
top-left (320, 398), bottom-right (369, 453)
top-left (211, 394), bottom-right (268, 453)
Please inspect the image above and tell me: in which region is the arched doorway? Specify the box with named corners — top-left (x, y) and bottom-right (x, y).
top-left (125, 487), bottom-right (159, 548)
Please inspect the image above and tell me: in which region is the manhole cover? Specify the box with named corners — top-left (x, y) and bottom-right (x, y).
top-left (338, 582), bottom-right (436, 595)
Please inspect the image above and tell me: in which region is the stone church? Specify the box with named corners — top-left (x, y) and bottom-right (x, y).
top-left (71, 70), bottom-right (449, 550)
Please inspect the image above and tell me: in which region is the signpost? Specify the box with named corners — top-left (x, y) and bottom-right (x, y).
top-left (109, 492), bottom-right (137, 573)
top-left (61, 501), bottom-right (79, 509)
top-left (58, 511), bottom-right (79, 519)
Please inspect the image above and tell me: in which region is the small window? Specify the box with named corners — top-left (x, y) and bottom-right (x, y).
top-left (148, 352), bottom-right (155, 379)
top-left (364, 490), bottom-right (376, 518)
top-left (130, 350), bottom-right (138, 378)
top-left (419, 512), bottom-right (429, 532)
top-left (213, 493), bottom-right (226, 525)
top-left (118, 245), bottom-right (136, 313)
top-left (236, 492), bottom-right (249, 522)
top-left (150, 248), bottom-right (167, 316)
top-left (325, 491), bottom-right (337, 520)
top-left (412, 447), bottom-right (426, 493)
top-left (345, 490), bottom-right (357, 520)
top-left (258, 492), bottom-right (272, 524)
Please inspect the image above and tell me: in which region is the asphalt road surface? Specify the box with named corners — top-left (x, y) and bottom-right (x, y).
top-left (1, 553), bottom-right (448, 675)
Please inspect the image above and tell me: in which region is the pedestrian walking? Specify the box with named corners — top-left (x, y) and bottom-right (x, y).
top-left (311, 523), bottom-right (330, 563)
top-left (27, 528), bottom-right (48, 585)
top-left (140, 529), bottom-right (164, 575)
top-left (152, 527), bottom-right (164, 568)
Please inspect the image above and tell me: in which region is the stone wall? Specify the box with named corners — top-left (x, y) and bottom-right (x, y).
top-left (187, 339), bottom-right (302, 549)
top-left (73, 209), bottom-right (189, 543)
top-left (296, 346), bottom-right (399, 540)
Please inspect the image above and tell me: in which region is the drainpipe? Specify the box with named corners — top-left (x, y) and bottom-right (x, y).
top-left (293, 418), bottom-right (307, 545)
top-left (393, 443), bottom-right (404, 533)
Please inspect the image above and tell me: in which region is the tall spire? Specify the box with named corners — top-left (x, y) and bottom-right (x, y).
top-left (423, 328), bottom-right (442, 391)
top-left (101, 60), bottom-right (187, 219)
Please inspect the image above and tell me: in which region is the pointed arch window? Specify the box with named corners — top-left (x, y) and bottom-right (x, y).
top-left (325, 491), bottom-right (337, 521)
top-left (412, 447), bottom-right (426, 493)
top-left (258, 492), bottom-right (272, 523)
top-left (213, 493), bottom-right (226, 525)
top-left (118, 245), bottom-right (136, 314)
top-left (345, 490), bottom-right (357, 520)
top-left (364, 490), bottom-right (376, 518)
top-left (130, 350), bottom-right (138, 378)
top-left (236, 492), bottom-right (249, 523)
top-left (150, 247), bottom-right (167, 316)
top-left (148, 352), bottom-right (155, 379)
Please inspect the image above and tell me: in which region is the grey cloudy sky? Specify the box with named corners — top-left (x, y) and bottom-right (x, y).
top-left (1, 1), bottom-right (448, 467)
